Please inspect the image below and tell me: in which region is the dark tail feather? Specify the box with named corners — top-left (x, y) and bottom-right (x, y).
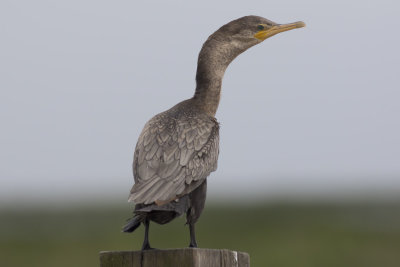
top-left (122, 215), bottom-right (142, 233)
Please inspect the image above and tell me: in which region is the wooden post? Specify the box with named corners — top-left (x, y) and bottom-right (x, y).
top-left (100, 248), bottom-right (250, 267)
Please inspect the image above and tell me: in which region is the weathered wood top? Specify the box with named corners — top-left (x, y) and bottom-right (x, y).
top-left (100, 248), bottom-right (250, 267)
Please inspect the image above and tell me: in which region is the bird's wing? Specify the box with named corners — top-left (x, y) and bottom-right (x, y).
top-left (128, 112), bottom-right (219, 205)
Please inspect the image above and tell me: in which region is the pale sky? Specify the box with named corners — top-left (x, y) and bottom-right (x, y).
top-left (1, 0), bottom-right (399, 204)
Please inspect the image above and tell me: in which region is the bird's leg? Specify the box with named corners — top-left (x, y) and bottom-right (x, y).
top-left (141, 218), bottom-right (153, 250)
top-left (188, 222), bottom-right (198, 248)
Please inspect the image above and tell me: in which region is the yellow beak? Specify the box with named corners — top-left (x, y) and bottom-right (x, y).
top-left (254, 21), bottom-right (306, 41)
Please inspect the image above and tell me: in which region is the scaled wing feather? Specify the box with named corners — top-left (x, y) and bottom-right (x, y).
top-left (129, 110), bottom-right (219, 205)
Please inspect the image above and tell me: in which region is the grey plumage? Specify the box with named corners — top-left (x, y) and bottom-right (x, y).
top-left (128, 99), bottom-right (219, 205)
top-left (123, 15), bottom-right (305, 250)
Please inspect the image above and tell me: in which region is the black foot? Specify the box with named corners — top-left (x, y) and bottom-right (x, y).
top-left (141, 244), bottom-right (155, 251)
top-left (189, 242), bottom-right (198, 248)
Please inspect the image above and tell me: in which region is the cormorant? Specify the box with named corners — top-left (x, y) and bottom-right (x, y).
top-left (123, 15), bottom-right (305, 250)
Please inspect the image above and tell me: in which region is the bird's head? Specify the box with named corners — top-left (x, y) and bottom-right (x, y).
top-left (196, 15), bottom-right (306, 96)
top-left (209, 15), bottom-right (305, 53)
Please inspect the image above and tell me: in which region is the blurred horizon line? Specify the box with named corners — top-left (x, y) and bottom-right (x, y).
top-left (1, 186), bottom-right (400, 210)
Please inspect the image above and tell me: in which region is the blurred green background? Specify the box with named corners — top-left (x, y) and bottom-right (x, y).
top-left (1, 201), bottom-right (400, 267)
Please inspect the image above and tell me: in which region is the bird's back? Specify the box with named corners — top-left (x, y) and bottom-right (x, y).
top-left (129, 98), bottom-right (219, 206)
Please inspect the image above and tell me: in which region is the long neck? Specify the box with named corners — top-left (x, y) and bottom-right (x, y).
top-left (192, 37), bottom-right (244, 116)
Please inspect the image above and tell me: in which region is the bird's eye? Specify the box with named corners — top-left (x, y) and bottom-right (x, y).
top-left (257, 25), bottom-right (265, 30)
